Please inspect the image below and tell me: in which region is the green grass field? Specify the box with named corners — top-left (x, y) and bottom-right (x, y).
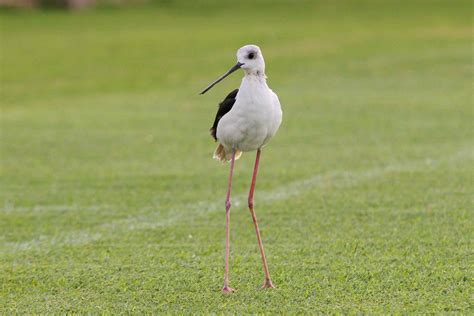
top-left (1, 0), bottom-right (472, 313)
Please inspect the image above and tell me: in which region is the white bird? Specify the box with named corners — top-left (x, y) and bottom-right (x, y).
top-left (200, 44), bottom-right (282, 293)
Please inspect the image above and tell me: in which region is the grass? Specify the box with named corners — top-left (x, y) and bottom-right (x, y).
top-left (1, 0), bottom-right (472, 313)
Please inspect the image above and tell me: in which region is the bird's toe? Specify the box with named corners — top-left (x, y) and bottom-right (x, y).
top-left (221, 286), bottom-right (236, 294)
top-left (261, 280), bottom-right (276, 289)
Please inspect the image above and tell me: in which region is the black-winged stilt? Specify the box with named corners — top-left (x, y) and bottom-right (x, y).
top-left (200, 45), bottom-right (283, 293)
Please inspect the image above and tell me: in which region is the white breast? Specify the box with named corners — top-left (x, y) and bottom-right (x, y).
top-left (216, 75), bottom-right (282, 152)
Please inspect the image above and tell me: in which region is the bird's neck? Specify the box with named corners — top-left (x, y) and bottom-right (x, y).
top-left (240, 70), bottom-right (270, 101)
top-left (243, 69), bottom-right (267, 83)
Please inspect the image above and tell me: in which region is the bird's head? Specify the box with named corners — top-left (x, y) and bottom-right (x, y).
top-left (200, 44), bottom-right (265, 95)
top-left (237, 44), bottom-right (265, 74)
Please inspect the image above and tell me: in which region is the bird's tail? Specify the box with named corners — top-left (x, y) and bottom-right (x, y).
top-left (213, 144), bottom-right (242, 162)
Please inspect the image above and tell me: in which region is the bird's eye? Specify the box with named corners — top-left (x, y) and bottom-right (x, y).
top-left (248, 52), bottom-right (255, 59)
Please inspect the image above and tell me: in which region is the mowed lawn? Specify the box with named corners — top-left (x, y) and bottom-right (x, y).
top-left (1, 0), bottom-right (472, 313)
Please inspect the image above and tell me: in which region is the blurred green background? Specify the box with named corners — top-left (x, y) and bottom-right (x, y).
top-left (1, 0), bottom-right (472, 313)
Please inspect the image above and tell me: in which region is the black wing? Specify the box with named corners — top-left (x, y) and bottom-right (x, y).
top-left (210, 89), bottom-right (238, 141)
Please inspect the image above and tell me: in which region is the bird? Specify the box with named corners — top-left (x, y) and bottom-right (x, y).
top-left (200, 44), bottom-right (282, 293)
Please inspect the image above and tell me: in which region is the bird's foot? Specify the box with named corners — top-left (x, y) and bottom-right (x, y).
top-left (261, 279), bottom-right (276, 289)
top-left (221, 286), bottom-right (236, 294)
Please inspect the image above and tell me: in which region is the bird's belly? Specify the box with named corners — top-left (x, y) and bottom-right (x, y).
top-left (217, 105), bottom-right (280, 152)
top-left (235, 121), bottom-right (268, 152)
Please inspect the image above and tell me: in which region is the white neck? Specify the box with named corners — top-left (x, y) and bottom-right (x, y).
top-left (239, 71), bottom-right (270, 101)
top-left (244, 69), bottom-right (267, 81)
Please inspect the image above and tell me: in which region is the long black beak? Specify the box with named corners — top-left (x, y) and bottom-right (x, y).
top-left (200, 62), bottom-right (244, 95)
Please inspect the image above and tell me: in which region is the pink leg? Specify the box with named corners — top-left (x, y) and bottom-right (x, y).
top-left (248, 149), bottom-right (275, 289)
top-left (222, 148), bottom-right (236, 294)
